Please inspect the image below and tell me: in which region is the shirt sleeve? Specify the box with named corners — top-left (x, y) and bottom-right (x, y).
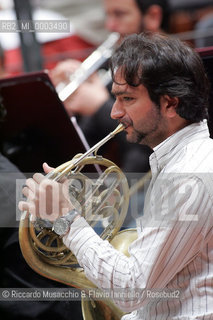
top-left (63, 175), bottom-right (213, 312)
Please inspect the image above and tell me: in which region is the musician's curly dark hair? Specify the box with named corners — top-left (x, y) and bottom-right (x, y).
top-left (110, 32), bottom-right (210, 122)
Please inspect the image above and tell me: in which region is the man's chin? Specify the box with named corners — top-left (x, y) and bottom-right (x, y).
top-left (126, 132), bottom-right (147, 145)
top-left (125, 132), bottom-right (138, 144)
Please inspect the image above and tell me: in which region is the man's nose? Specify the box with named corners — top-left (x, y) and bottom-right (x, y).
top-left (111, 101), bottom-right (125, 120)
top-left (105, 16), bottom-right (119, 33)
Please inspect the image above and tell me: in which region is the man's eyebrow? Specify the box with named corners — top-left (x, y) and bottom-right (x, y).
top-left (111, 90), bottom-right (130, 96)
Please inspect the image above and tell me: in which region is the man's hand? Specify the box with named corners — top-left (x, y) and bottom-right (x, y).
top-left (49, 59), bottom-right (81, 86)
top-left (18, 163), bottom-right (74, 222)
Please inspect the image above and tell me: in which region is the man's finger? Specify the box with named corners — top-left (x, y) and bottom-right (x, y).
top-left (22, 186), bottom-right (35, 200)
top-left (33, 173), bottom-right (45, 183)
top-left (25, 178), bottom-right (38, 193)
top-left (43, 162), bottom-right (54, 174)
top-left (18, 201), bottom-right (35, 215)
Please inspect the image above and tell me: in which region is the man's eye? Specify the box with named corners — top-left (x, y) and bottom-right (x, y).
top-left (123, 97), bottom-right (133, 101)
top-left (114, 11), bottom-right (126, 19)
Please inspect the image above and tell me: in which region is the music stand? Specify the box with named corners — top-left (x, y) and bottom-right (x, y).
top-left (0, 71), bottom-right (88, 173)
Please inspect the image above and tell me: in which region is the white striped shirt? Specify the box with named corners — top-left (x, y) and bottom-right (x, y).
top-left (63, 120), bottom-right (213, 319)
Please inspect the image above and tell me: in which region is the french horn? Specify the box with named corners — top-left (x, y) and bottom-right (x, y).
top-left (19, 123), bottom-right (139, 320)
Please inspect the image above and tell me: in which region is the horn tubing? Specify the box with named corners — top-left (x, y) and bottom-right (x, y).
top-left (46, 123), bottom-right (124, 181)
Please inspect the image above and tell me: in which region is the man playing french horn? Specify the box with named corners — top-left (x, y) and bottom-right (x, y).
top-left (19, 32), bottom-right (213, 319)
top-left (50, 0), bottom-right (170, 175)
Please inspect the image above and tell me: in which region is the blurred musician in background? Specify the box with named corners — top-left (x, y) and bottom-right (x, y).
top-left (50, 0), bottom-right (170, 173)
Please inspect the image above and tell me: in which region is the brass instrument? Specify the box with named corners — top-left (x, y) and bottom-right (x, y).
top-left (19, 123), bottom-right (139, 320)
top-left (56, 32), bottom-right (120, 102)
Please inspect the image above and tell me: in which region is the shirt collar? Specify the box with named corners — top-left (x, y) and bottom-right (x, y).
top-left (149, 120), bottom-right (210, 173)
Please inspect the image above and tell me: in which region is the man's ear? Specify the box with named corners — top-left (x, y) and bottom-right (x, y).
top-left (143, 5), bottom-right (163, 32)
top-left (160, 95), bottom-right (179, 118)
